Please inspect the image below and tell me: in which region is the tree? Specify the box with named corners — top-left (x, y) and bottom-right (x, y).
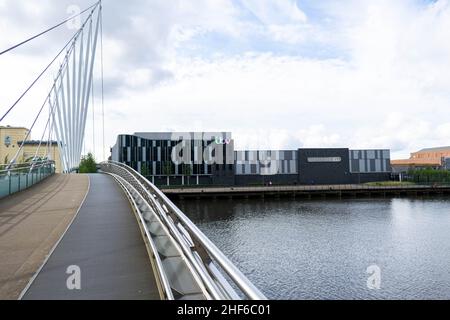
top-left (141, 163), bottom-right (150, 177)
top-left (162, 161), bottom-right (173, 175)
top-left (79, 153), bottom-right (97, 173)
top-left (162, 161), bottom-right (174, 186)
top-left (182, 163), bottom-right (192, 185)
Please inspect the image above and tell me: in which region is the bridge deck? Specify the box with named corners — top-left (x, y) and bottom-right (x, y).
top-left (0, 174), bottom-right (88, 299)
top-left (22, 174), bottom-right (160, 300)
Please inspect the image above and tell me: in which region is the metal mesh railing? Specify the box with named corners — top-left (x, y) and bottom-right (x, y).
top-left (0, 161), bottom-right (55, 198)
top-left (100, 160), bottom-right (266, 300)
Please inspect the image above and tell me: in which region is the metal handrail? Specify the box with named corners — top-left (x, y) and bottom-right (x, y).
top-left (100, 160), bottom-right (267, 300)
top-left (100, 162), bottom-right (228, 299)
top-left (110, 173), bottom-right (175, 300)
top-left (109, 170), bottom-right (216, 299)
top-left (0, 160), bottom-right (55, 175)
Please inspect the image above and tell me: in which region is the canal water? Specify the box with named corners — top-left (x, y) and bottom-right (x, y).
top-left (176, 197), bottom-right (450, 299)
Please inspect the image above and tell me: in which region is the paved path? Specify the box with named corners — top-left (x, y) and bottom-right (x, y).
top-left (22, 174), bottom-right (159, 300)
top-left (0, 174), bottom-right (88, 300)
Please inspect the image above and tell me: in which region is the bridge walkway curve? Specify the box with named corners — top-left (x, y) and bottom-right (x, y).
top-left (22, 173), bottom-right (159, 300)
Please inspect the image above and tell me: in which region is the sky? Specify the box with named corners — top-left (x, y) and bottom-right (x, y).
top-left (1, 0), bottom-right (450, 161)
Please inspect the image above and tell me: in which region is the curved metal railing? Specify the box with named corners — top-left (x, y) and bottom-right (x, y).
top-left (99, 160), bottom-right (266, 300)
top-left (0, 160), bottom-right (55, 198)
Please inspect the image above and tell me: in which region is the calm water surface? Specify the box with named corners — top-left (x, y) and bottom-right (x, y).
top-left (176, 197), bottom-right (450, 299)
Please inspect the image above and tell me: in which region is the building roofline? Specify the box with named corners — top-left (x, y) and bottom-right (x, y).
top-left (0, 126), bottom-right (29, 130)
top-left (413, 146), bottom-right (450, 153)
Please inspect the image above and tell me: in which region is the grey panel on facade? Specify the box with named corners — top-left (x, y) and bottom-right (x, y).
top-left (127, 147), bottom-right (131, 162)
top-left (351, 159), bottom-right (359, 172)
top-left (369, 159), bottom-right (375, 172)
top-left (284, 151), bottom-right (292, 161)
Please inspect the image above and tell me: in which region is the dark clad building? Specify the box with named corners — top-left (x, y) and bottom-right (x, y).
top-left (111, 132), bottom-right (392, 186)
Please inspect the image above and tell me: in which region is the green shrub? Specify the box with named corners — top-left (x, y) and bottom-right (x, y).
top-left (79, 153), bottom-right (97, 173)
top-left (406, 168), bottom-right (450, 184)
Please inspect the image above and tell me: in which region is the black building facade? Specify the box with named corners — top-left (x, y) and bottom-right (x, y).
top-left (111, 132), bottom-right (392, 186)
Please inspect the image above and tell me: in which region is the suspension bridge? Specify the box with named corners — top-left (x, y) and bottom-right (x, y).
top-left (0, 2), bottom-right (266, 300)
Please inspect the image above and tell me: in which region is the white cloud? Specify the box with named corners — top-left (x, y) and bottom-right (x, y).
top-left (241, 0), bottom-right (307, 24)
top-left (1, 0), bottom-right (450, 162)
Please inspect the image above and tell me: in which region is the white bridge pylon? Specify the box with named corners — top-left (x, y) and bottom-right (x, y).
top-left (50, 5), bottom-right (102, 172)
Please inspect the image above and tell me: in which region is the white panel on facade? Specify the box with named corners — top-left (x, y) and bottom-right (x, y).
top-left (138, 138), bottom-right (141, 147)
top-left (375, 159), bottom-right (381, 172)
top-left (245, 163), bottom-right (250, 174)
top-left (290, 160), bottom-right (296, 173)
top-left (383, 150), bottom-right (390, 159)
top-left (236, 164), bottom-right (242, 174)
top-left (142, 148), bottom-right (146, 161)
top-left (359, 159), bottom-right (365, 172)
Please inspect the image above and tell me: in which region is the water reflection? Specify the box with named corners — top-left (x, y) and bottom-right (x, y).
top-left (176, 197), bottom-right (450, 299)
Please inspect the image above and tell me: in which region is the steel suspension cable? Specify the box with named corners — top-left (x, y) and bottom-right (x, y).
top-left (100, 3), bottom-right (106, 161)
top-left (0, 1), bottom-right (99, 56)
top-left (0, 3), bottom-right (100, 123)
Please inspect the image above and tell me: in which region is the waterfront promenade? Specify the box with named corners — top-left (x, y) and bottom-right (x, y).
top-left (162, 184), bottom-right (450, 199)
